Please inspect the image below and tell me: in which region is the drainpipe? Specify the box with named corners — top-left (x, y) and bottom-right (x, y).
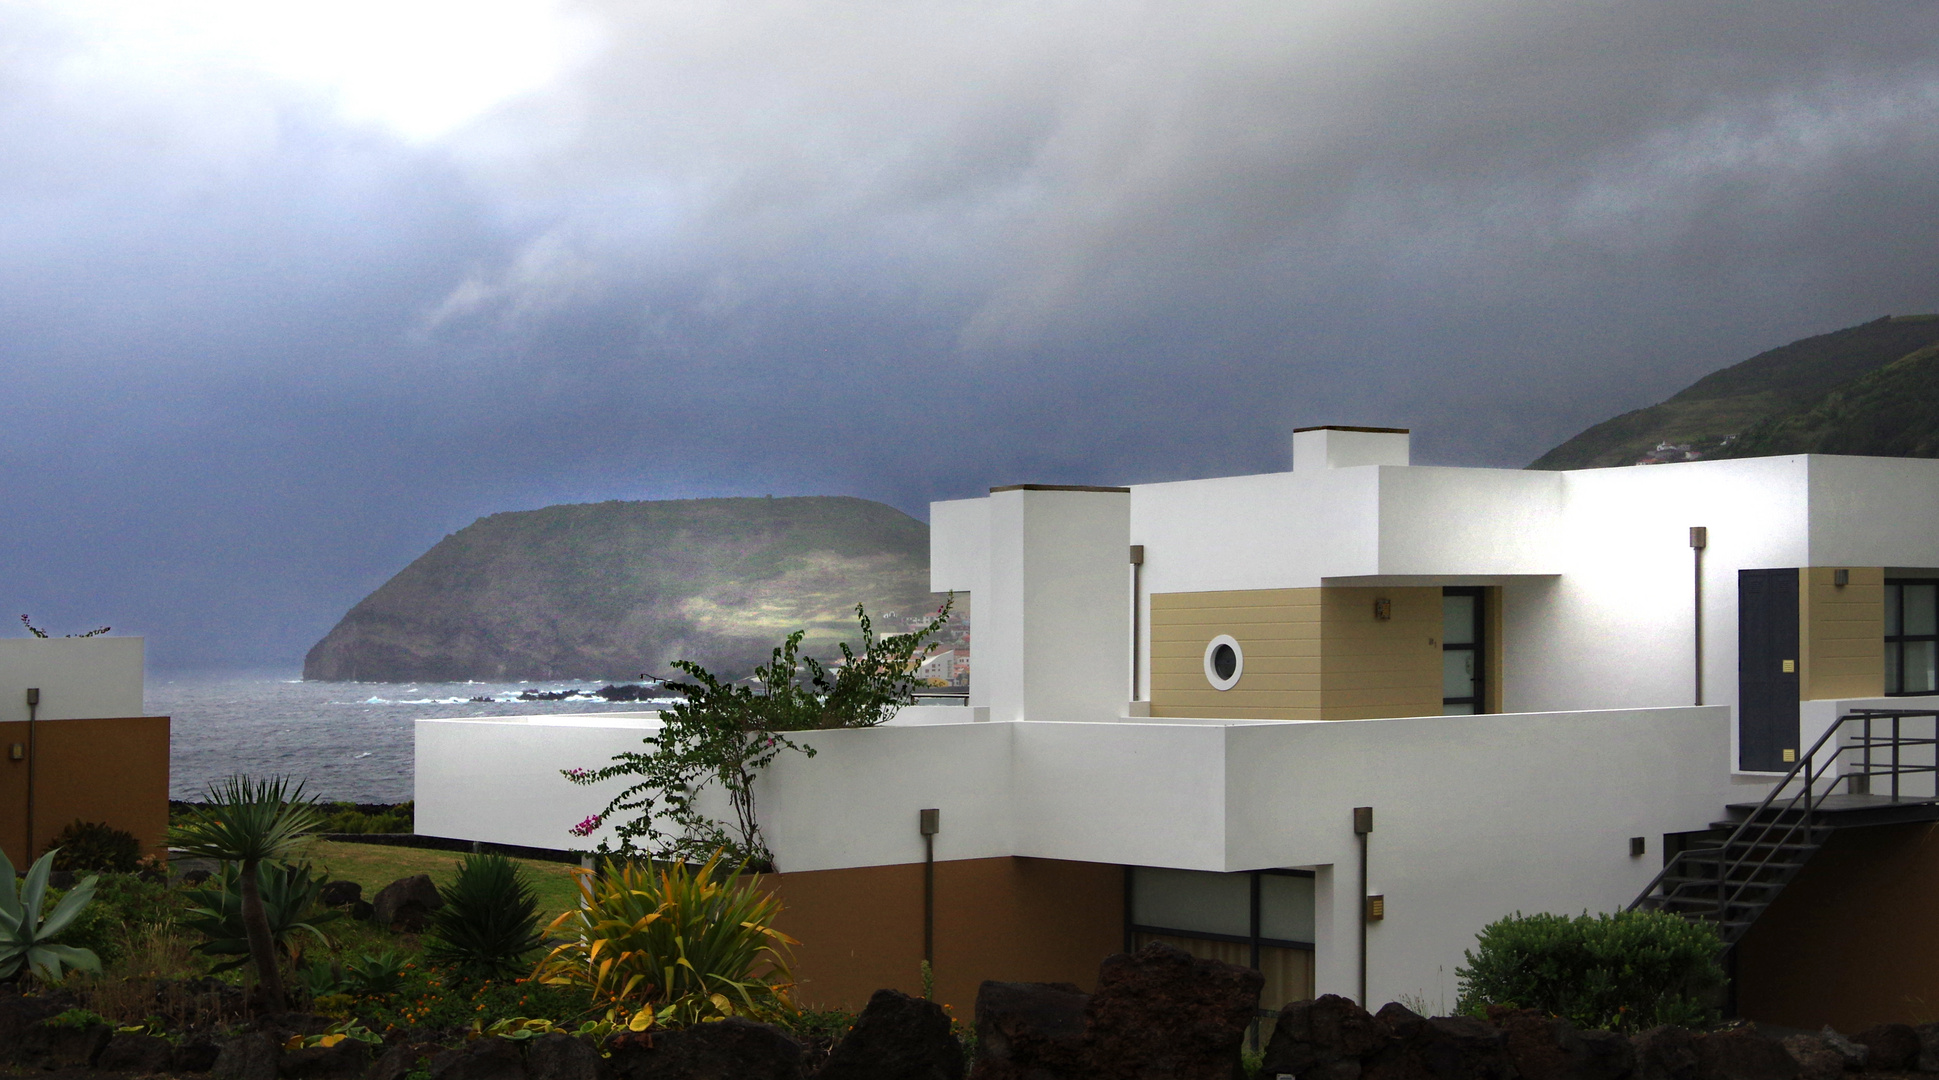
top-left (1690, 528), bottom-right (1707, 706)
top-left (920, 808), bottom-right (940, 980)
top-left (1129, 546), bottom-right (1145, 700)
top-left (25, 688), bottom-right (39, 861)
top-left (1354, 806), bottom-right (1373, 1006)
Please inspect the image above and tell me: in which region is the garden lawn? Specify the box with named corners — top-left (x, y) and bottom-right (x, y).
top-left (297, 840), bottom-right (585, 923)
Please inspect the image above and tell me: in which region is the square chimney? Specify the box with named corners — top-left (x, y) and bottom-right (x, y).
top-left (1293, 426), bottom-right (1411, 472)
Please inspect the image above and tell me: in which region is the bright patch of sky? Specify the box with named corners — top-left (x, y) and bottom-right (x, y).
top-left (26, 0), bottom-right (593, 142)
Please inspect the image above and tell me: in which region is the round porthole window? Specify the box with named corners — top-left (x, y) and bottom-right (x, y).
top-left (1203, 634), bottom-right (1243, 691)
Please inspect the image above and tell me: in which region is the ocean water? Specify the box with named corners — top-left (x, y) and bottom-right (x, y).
top-left (150, 672), bottom-right (672, 804)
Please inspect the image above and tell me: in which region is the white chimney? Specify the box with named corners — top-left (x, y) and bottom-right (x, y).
top-left (1293, 426), bottom-right (1411, 472)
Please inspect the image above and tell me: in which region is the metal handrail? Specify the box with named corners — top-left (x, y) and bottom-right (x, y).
top-left (1629, 709), bottom-right (1939, 921)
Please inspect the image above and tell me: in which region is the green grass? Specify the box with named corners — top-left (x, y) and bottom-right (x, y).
top-left (295, 840), bottom-right (584, 924)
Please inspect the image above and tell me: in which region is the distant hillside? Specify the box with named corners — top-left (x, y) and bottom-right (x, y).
top-left (1530, 316), bottom-right (1939, 469)
top-left (303, 496), bottom-right (946, 683)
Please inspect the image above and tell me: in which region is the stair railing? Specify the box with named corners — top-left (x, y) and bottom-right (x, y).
top-left (1628, 709), bottom-right (1939, 923)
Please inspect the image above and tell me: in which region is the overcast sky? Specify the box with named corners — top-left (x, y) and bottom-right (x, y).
top-left (6, 1), bottom-right (1939, 670)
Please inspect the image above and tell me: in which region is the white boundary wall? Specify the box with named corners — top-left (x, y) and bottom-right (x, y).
top-left (417, 702), bottom-right (1732, 1009)
top-left (0, 638), bottom-right (145, 724)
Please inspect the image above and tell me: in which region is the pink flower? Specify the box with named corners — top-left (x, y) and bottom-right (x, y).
top-left (565, 768), bottom-right (592, 781)
top-left (569, 814), bottom-right (602, 837)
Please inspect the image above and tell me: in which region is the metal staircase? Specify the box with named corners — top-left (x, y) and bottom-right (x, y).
top-left (1630, 708), bottom-right (1939, 946)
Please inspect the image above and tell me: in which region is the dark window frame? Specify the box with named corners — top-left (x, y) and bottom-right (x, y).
top-left (1443, 586), bottom-right (1487, 713)
top-left (1121, 866), bottom-right (1316, 956)
top-left (1886, 579), bottom-right (1939, 696)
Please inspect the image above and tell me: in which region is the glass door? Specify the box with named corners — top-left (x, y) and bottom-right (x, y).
top-left (1443, 587), bottom-right (1485, 715)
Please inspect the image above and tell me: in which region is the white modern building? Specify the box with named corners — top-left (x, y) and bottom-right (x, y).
top-left (418, 428), bottom-right (1939, 1024)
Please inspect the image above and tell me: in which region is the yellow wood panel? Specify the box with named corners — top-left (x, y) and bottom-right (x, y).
top-left (1319, 587), bottom-right (1441, 721)
top-left (1150, 588), bottom-right (1324, 719)
top-left (1149, 586), bottom-right (1442, 720)
top-left (1800, 567), bottom-right (1884, 701)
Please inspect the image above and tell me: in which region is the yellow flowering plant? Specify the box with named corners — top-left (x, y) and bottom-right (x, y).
top-left (530, 852), bottom-right (797, 1029)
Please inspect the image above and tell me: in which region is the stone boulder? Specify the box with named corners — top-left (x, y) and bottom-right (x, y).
top-left (1780, 1036), bottom-right (1845, 1080)
top-left (1634, 1025), bottom-right (1702, 1080)
top-left (1083, 940), bottom-right (1264, 1080)
top-left (1693, 1028), bottom-right (1799, 1080)
top-left (1364, 1015), bottom-right (1517, 1080)
top-left (1818, 1030), bottom-right (1868, 1073)
top-left (1493, 1008), bottom-right (1633, 1080)
top-left (213, 1032), bottom-right (285, 1080)
top-left (1853, 1026), bottom-right (1920, 1073)
top-left (430, 1039), bottom-right (529, 1080)
top-left (373, 873), bottom-right (445, 932)
top-left (97, 1032), bottom-right (177, 1074)
top-left (318, 880), bottom-right (363, 908)
top-left (1260, 994), bottom-right (1389, 1080)
top-left (371, 1042), bottom-right (446, 1080)
top-left (526, 1032), bottom-right (608, 1080)
top-left (0, 991), bottom-right (66, 1063)
top-left (604, 1018), bottom-right (804, 1080)
top-left (279, 1038), bottom-right (373, 1079)
top-left (819, 988), bottom-right (965, 1080)
top-left (15, 1018), bottom-right (113, 1069)
top-left (1915, 1024), bottom-right (1939, 1074)
top-left (969, 981), bottom-right (1091, 1080)
top-left (174, 1034), bottom-right (224, 1073)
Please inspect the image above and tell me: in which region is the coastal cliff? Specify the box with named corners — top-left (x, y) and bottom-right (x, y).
top-left (303, 495), bottom-right (943, 682)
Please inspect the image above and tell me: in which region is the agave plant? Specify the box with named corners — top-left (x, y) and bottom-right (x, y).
top-left (531, 851), bottom-right (796, 1028)
top-left (168, 776), bottom-right (325, 1009)
top-left (0, 847), bottom-right (103, 982)
top-left (425, 854), bottom-right (545, 981)
top-left (180, 860), bottom-right (339, 974)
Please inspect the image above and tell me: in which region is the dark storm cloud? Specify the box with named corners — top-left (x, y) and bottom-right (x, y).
top-left (5, 0), bottom-right (1939, 668)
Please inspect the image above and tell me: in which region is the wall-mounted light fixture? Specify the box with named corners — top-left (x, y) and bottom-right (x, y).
top-left (1365, 895), bottom-right (1385, 921)
top-left (8, 743), bottom-right (21, 761)
top-left (1373, 598), bottom-right (1392, 621)
top-left (1629, 836), bottom-right (1646, 857)
top-left (1834, 568), bottom-right (1850, 587)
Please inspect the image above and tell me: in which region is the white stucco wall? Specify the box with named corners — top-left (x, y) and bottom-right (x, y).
top-left (417, 701), bottom-right (1733, 1007)
top-left (0, 638), bottom-right (145, 724)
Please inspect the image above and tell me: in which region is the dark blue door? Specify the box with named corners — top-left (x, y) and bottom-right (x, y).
top-left (1738, 568), bottom-right (1800, 772)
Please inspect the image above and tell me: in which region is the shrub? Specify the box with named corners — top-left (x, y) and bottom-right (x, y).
top-left (1456, 909), bottom-right (1725, 1031)
top-left (0, 847), bottom-right (102, 982)
top-left (181, 861), bottom-right (339, 973)
top-left (49, 821), bottom-right (143, 874)
top-left (425, 855), bottom-right (544, 981)
top-left (342, 949), bottom-right (409, 997)
top-left (318, 802), bottom-right (413, 834)
top-left (532, 852), bottom-right (796, 1028)
top-left (52, 873), bottom-right (178, 969)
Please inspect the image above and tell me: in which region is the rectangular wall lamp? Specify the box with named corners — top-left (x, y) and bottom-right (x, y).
top-left (1629, 836), bottom-right (1646, 857)
top-left (1365, 895), bottom-right (1385, 921)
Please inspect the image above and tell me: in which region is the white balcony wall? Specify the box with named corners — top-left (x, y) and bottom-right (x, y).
top-left (0, 638), bottom-right (145, 724)
top-left (418, 702), bottom-right (1733, 1007)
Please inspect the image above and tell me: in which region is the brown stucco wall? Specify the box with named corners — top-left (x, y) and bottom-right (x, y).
top-left (0, 716), bottom-right (170, 867)
top-left (1737, 822), bottom-right (1939, 1030)
top-left (763, 855), bottom-right (1124, 1012)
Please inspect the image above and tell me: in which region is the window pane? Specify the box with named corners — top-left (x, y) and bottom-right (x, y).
top-left (1129, 867), bottom-right (1250, 938)
top-left (1887, 643), bottom-right (1902, 694)
top-left (1443, 648), bottom-right (1476, 699)
top-left (1908, 585), bottom-right (1938, 637)
top-left (1908, 641), bottom-right (1939, 695)
top-left (1259, 874), bottom-right (1315, 943)
top-left (1888, 585), bottom-right (1903, 637)
top-left (1443, 595), bottom-right (1476, 645)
